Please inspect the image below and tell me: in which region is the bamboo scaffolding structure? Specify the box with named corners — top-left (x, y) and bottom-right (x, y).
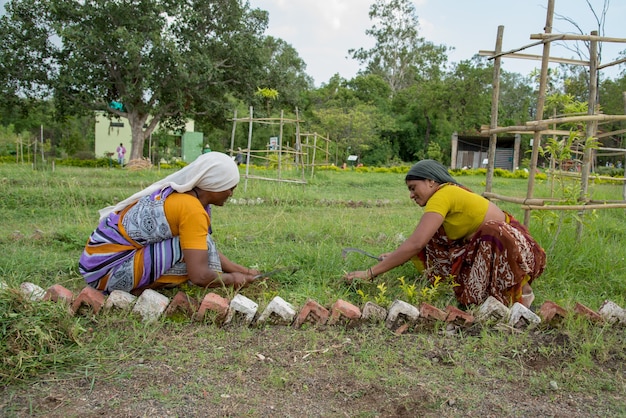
top-left (481, 0), bottom-right (626, 234)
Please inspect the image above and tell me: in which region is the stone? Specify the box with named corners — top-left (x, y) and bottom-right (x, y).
top-left (193, 293), bottom-right (230, 322)
top-left (328, 299), bottom-right (361, 325)
top-left (224, 294), bottom-right (258, 326)
top-left (131, 289), bottom-right (170, 322)
top-left (293, 299), bottom-right (330, 328)
top-left (476, 296), bottom-right (510, 323)
top-left (43, 284), bottom-right (74, 303)
top-left (361, 301), bottom-right (387, 323)
top-left (103, 290), bottom-right (137, 311)
top-left (385, 299), bottom-right (419, 330)
top-left (598, 300), bottom-right (626, 325)
top-left (508, 302), bottom-right (541, 328)
top-left (71, 286), bottom-right (106, 316)
top-left (20, 282), bottom-right (45, 301)
top-left (256, 296), bottom-right (297, 325)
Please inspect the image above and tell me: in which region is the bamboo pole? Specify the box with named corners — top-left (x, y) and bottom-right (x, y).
top-left (523, 203), bottom-right (626, 211)
top-left (483, 192), bottom-right (545, 206)
top-left (244, 106), bottom-right (253, 192)
top-left (485, 25), bottom-right (504, 193)
top-left (530, 33), bottom-right (626, 43)
top-left (524, 0), bottom-right (554, 227)
top-left (229, 109), bottom-right (237, 157)
top-left (526, 114), bottom-right (626, 125)
top-left (577, 31), bottom-right (599, 239)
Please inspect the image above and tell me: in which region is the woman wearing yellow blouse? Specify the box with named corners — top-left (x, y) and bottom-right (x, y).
top-left (344, 159), bottom-right (545, 308)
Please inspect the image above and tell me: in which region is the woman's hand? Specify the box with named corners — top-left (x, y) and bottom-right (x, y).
top-left (343, 270), bottom-right (370, 283)
top-left (245, 268), bottom-right (261, 277)
top-left (221, 272), bottom-right (255, 289)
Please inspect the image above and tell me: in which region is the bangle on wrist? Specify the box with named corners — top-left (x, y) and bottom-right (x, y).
top-left (368, 267), bottom-right (375, 279)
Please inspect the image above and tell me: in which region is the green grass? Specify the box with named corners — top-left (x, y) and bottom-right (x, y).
top-left (0, 163), bottom-right (625, 416)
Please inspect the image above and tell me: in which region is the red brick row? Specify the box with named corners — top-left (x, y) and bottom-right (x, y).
top-left (14, 283), bottom-right (626, 331)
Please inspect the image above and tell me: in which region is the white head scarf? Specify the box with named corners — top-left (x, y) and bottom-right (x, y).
top-left (98, 151), bottom-right (239, 221)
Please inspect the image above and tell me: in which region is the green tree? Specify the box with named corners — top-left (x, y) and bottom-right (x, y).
top-left (255, 37), bottom-right (313, 115)
top-left (0, 0), bottom-right (269, 161)
top-left (349, 0), bottom-right (448, 94)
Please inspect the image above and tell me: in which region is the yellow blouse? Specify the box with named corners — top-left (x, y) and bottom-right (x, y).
top-left (163, 193), bottom-right (211, 250)
top-left (424, 183), bottom-right (489, 240)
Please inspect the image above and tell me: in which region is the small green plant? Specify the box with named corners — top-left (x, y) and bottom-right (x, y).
top-left (418, 275), bottom-right (459, 305)
top-left (397, 276), bottom-right (417, 305)
top-left (356, 288), bottom-right (370, 304)
top-left (374, 282), bottom-right (390, 307)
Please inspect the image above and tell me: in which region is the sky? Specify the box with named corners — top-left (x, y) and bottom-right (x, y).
top-left (1, 0), bottom-right (623, 87)
top-left (248, 0), bottom-right (626, 86)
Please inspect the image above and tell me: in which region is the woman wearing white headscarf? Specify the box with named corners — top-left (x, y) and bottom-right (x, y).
top-left (79, 152), bottom-right (260, 294)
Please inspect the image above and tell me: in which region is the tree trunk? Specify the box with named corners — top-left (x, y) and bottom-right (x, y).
top-left (127, 111), bottom-right (151, 161)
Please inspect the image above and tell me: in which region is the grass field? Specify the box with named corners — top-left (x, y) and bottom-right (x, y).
top-left (1, 163), bottom-right (625, 417)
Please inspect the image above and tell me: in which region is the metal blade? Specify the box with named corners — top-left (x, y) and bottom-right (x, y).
top-left (341, 247), bottom-right (382, 261)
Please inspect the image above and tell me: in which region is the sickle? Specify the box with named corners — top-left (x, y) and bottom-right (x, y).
top-left (341, 247), bottom-right (383, 261)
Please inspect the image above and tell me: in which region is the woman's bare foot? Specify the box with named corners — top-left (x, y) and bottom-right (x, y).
top-left (521, 284), bottom-right (534, 308)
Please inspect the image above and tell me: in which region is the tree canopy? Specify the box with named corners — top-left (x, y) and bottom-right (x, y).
top-left (0, 0), bottom-right (269, 160)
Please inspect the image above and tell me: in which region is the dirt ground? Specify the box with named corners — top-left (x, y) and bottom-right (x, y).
top-left (2, 323), bottom-right (625, 418)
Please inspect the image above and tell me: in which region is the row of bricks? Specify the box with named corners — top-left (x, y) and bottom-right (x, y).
top-left (13, 282), bottom-right (626, 332)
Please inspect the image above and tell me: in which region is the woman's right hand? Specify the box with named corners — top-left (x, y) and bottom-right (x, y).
top-left (222, 272), bottom-right (254, 289)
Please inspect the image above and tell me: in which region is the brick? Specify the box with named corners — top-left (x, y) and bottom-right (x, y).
top-left (20, 282), bottom-right (45, 301)
top-left (132, 289), bottom-right (170, 322)
top-left (574, 302), bottom-right (604, 323)
top-left (71, 286), bottom-right (106, 316)
top-left (293, 299), bottom-right (330, 328)
top-left (419, 303), bottom-right (448, 322)
top-left (394, 322), bottom-right (411, 335)
top-left (328, 299), bottom-right (361, 325)
top-left (103, 290), bottom-right (137, 311)
top-left (476, 296), bottom-right (510, 323)
top-left (361, 301), bottom-right (387, 323)
top-left (193, 293), bottom-right (230, 322)
top-left (445, 305), bottom-right (474, 325)
top-left (386, 299), bottom-right (419, 330)
top-left (43, 284), bottom-right (74, 303)
top-left (508, 302), bottom-right (541, 328)
top-left (256, 296), bottom-right (297, 325)
top-left (224, 294), bottom-right (258, 326)
top-left (538, 300), bottom-right (568, 322)
top-left (164, 291), bottom-right (198, 318)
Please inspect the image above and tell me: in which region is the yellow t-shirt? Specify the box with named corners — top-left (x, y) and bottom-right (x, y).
top-left (163, 193), bottom-right (211, 250)
top-left (424, 183), bottom-right (489, 240)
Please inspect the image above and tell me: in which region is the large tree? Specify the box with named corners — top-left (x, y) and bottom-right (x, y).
top-left (0, 0), bottom-right (269, 160)
top-left (349, 0), bottom-right (448, 95)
